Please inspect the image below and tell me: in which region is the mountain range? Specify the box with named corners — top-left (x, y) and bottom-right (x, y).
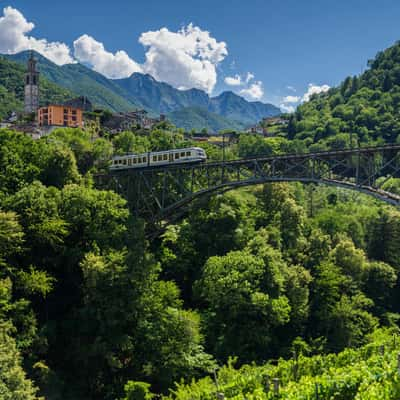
top-left (3, 50), bottom-right (281, 131)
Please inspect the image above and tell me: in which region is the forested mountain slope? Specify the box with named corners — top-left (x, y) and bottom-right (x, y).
top-left (287, 41), bottom-right (400, 149)
top-left (167, 106), bottom-right (246, 131)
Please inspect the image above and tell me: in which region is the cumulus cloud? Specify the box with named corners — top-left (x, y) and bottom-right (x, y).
top-left (139, 24), bottom-right (228, 93)
top-left (283, 95), bottom-right (300, 103)
top-left (240, 81), bottom-right (264, 100)
top-left (302, 83), bottom-right (330, 102)
top-left (224, 71), bottom-right (265, 100)
top-left (224, 71), bottom-right (258, 87)
top-left (0, 6), bottom-right (74, 65)
top-left (224, 74), bottom-right (242, 86)
top-left (280, 103), bottom-right (295, 113)
top-left (246, 72), bottom-right (255, 83)
top-left (280, 83), bottom-right (330, 113)
top-left (73, 34), bottom-right (142, 79)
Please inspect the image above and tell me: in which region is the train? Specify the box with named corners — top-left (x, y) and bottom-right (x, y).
top-left (110, 147), bottom-right (207, 170)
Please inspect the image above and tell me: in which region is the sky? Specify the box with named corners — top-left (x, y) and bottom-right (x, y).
top-left (2, 0), bottom-right (400, 111)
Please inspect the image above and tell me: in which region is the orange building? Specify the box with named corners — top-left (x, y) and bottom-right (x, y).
top-left (38, 105), bottom-right (83, 128)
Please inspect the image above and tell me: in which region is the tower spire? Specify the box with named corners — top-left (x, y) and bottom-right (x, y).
top-left (24, 51), bottom-right (39, 114)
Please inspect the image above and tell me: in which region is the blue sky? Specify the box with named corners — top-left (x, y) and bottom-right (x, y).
top-left (3, 0), bottom-right (400, 109)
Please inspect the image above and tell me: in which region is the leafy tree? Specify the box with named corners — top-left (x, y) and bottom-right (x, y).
top-left (368, 208), bottom-right (400, 269)
top-left (364, 261), bottom-right (397, 314)
top-left (195, 247), bottom-right (291, 362)
top-left (112, 131), bottom-right (150, 155)
top-left (0, 320), bottom-right (41, 400)
top-left (120, 381), bottom-right (153, 400)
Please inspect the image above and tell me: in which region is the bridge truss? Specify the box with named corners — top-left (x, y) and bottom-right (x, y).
top-left (96, 145), bottom-right (400, 230)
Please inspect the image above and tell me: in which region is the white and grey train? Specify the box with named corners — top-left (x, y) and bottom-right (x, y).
top-left (110, 147), bottom-right (207, 170)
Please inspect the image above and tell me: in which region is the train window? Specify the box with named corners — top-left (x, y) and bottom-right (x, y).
top-left (123, 159), bottom-right (127, 165)
top-left (158, 155), bottom-right (162, 161)
top-left (143, 157), bottom-right (147, 163)
top-left (186, 151), bottom-right (191, 156)
top-left (133, 158), bottom-right (137, 164)
top-left (163, 154), bottom-right (168, 160)
top-left (153, 156), bottom-right (157, 162)
top-left (181, 152), bottom-right (185, 157)
top-left (175, 153), bottom-right (179, 159)
top-left (128, 159), bottom-right (132, 166)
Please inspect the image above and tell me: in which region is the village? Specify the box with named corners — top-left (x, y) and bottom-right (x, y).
top-left (0, 52), bottom-right (286, 144)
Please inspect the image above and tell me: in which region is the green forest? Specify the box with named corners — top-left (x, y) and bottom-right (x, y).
top-left (2, 42), bottom-right (400, 400)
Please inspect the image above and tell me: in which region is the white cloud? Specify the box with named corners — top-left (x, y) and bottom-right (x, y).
top-left (283, 95), bottom-right (300, 103)
top-left (240, 81), bottom-right (264, 100)
top-left (280, 103), bottom-right (295, 113)
top-left (0, 6), bottom-right (74, 65)
top-left (246, 72), bottom-right (255, 83)
top-left (286, 85), bottom-right (296, 92)
top-left (139, 24), bottom-right (228, 93)
top-left (224, 74), bottom-right (242, 86)
top-left (73, 34), bottom-right (142, 79)
top-left (224, 71), bottom-right (257, 87)
top-left (302, 83), bottom-right (330, 102)
top-left (280, 83), bottom-right (330, 113)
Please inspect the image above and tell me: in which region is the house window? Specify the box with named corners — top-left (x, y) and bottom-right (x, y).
top-left (158, 155), bottom-right (162, 161)
top-left (186, 151), bottom-right (191, 156)
top-left (175, 153), bottom-right (179, 159)
top-left (163, 154), bottom-right (168, 160)
top-left (181, 152), bottom-right (185, 157)
top-left (153, 156), bottom-right (157, 161)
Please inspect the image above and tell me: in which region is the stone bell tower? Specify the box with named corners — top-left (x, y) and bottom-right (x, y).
top-left (24, 51), bottom-right (39, 113)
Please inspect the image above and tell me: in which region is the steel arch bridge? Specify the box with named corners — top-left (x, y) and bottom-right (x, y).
top-left (95, 144), bottom-right (400, 230)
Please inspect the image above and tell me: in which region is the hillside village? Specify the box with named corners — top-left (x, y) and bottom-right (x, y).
top-left (1, 52), bottom-right (170, 138)
top-left (1, 51), bottom-right (284, 142)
